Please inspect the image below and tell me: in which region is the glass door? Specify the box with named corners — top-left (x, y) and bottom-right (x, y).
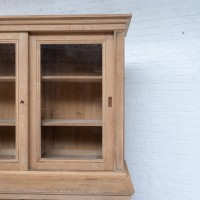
top-left (41, 44), bottom-right (103, 160)
top-left (30, 35), bottom-right (114, 171)
top-left (0, 33), bottom-right (28, 171)
top-left (0, 43), bottom-right (16, 162)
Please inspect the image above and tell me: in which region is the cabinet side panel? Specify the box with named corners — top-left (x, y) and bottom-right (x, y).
top-left (114, 30), bottom-right (125, 171)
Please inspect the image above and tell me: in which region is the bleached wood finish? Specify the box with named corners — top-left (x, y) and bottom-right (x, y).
top-left (42, 119), bottom-right (102, 126)
top-left (0, 194), bottom-right (131, 200)
top-left (114, 30), bottom-right (125, 171)
top-left (18, 32), bottom-right (29, 170)
top-left (42, 75), bottom-right (102, 82)
top-left (41, 82), bottom-right (102, 120)
top-left (0, 15), bottom-right (131, 35)
top-left (0, 14), bottom-right (133, 199)
top-left (0, 163), bottom-right (133, 197)
top-left (0, 33), bottom-right (28, 170)
top-left (30, 34), bottom-right (115, 171)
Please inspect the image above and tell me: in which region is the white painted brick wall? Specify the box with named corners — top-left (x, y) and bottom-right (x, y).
top-left (1, 0), bottom-right (200, 199)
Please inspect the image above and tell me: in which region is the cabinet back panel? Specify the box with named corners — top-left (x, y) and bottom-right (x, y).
top-left (41, 44), bottom-right (102, 76)
top-left (0, 44), bottom-right (15, 76)
top-left (0, 83), bottom-right (15, 119)
top-left (41, 126), bottom-right (102, 160)
top-left (41, 82), bottom-right (102, 120)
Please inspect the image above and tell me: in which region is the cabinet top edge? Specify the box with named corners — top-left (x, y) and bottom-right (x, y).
top-left (0, 14), bottom-right (132, 19)
top-left (0, 14), bottom-right (132, 36)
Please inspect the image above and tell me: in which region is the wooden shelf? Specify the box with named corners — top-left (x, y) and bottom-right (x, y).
top-left (0, 76), bottom-right (15, 82)
top-left (0, 149), bottom-right (15, 160)
top-left (42, 119), bottom-right (102, 127)
top-left (0, 119), bottom-right (15, 126)
top-left (42, 76), bottom-right (102, 82)
top-left (41, 149), bottom-right (102, 160)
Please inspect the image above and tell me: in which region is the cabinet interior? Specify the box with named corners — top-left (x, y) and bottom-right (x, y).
top-left (0, 44), bottom-right (16, 160)
top-left (41, 126), bottom-right (102, 160)
top-left (0, 44), bottom-right (15, 76)
top-left (0, 127), bottom-right (15, 160)
top-left (41, 44), bottom-right (102, 76)
top-left (40, 43), bottom-right (103, 161)
top-left (0, 15), bottom-right (134, 198)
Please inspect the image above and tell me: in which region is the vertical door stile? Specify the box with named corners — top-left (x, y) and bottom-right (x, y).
top-left (29, 35), bottom-right (38, 169)
top-left (18, 32), bottom-right (29, 170)
top-left (0, 33), bottom-right (28, 171)
top-left (104, 35), bottom-right (115, 170)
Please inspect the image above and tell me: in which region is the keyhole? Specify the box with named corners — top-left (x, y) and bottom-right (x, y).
top-left (20, 100), bottom-right (24, 104)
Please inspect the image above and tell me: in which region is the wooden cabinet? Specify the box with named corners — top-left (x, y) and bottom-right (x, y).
top-left (0, 33), bottom-right (28, 171)
top-left (0, 15), bottom-right (134, 200)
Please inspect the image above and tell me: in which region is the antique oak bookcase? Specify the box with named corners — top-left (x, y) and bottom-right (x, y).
top-left (0, 15), bottom-right (134, 200)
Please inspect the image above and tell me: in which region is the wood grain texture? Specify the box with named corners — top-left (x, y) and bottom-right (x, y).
top-left (29, 34), bottom-right (115, 171)
top-left (0, 194), bottom-right (131, 200)
top-left (114, 30), bottom-right (125, 171)
top-left (0, 164), bottom-right (134, 196)
top-left (0, 33), bottom-right (28, 170)
top-left (0, 14), bottom-right (134, 199)
top-left (42, 76), bottom-right (102, 82)
top-left (0, 14), bottom-right (131, 35)
top-left (41, 119), bottom-right (102, 126)
top-left (41, 82), bottom-right (102, 120)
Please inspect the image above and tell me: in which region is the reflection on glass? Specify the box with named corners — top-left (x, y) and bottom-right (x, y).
top-left (41, 126), bottom-right (102, 160)
top-left (41, 44), bottom-right (102, 76)
top-left (41, 44), bottom-right (102, 160)
top-left (0, 43), bottom-right (16, 160)
top-left (0, 44), bottom-right (15, 76)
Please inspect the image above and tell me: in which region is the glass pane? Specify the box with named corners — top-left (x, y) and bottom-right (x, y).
top-left (41, 127), bottom-right (102, 160)
top-left (41, 44), bottom-right (102, 160)
top-left (0, 44), bottom-right (16, 160)
top-left (0, 127), bottom-right (15, 160)
top-left (41, 82), bottom-right (102, 120)
top-left (41, 44), bottom-right (102, 76)
top-left (0, 44), bottom-right (15, 76)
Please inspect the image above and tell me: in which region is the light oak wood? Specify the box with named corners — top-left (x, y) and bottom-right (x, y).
top-left (41, 82), bottom-right (102, 120)
top-left (17, 32), bottom-right (29, 171)
top-left (41, 149), bottom-right (102, 160)
top-left (0, 163), bottom-right (134, 196)
top-left (30, 34), bottom-right (115, 171)
top-left (42, 119), bottom-right (102, 126)
top-left (0, 14), bottom-right (133, 199)
top-left (0, 14), bottom-right (131, 35)
top-left (0, 76), bottom-right (15, 82)
top-left (0, 33), bottom-right (28, 170)
top-left (104, 34), bottom-right (115, 170)
top-left (114, 30), bottom-right (125, 171)
top-left (41, 126), bottom-right (102, 161)
top-left (42, 75), bottom-right (102, 82)
top-left (0, 119), bottom-right (15, 126)
top-left (0, 194), bottom-right (131, 200)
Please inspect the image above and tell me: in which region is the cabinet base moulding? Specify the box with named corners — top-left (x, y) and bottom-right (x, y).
top-left (0, 164), bottom-right (134, 200)
top-left (0, 194), bottom-right (131, 200)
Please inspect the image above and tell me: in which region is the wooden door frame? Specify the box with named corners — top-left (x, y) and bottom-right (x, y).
top-left (0, 33), bottom-right (28, 171)
top-left (29, 34), bottom-right (114, 171)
